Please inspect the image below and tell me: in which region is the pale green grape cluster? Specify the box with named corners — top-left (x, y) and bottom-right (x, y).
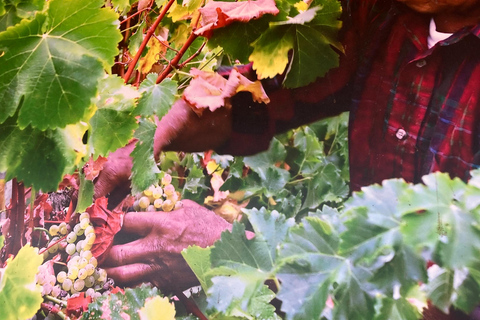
top-left (133, 173), bottom-right (183, 212)
top-left (37, 213), bottom-right (107, 300)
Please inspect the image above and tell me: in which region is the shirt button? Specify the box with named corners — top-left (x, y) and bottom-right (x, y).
top-left (416, 59), bottom-right (427, 68)
top-left (396, 128), bottom-right (407, 140)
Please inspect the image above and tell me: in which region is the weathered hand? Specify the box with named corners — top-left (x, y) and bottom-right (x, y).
top-left (101, 200), bottom-right (232, 293)
top-left (93, 141), bottom-right (136, 209)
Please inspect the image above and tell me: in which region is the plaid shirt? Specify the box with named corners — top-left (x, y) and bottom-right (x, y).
top-left (218, 1), bottom-right (480, 191)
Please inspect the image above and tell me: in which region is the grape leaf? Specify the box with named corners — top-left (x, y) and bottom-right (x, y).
top-left (138, 296), bottom-right (176, 320)
top-left (276, 216), bottom-right (344, 320)
top-left (0, 0), bottom-right (122, 129)
top-left (76, 172), bottom-right (94, 213)
top-left (182, 245), bottom-right (213, 290)
top-left (195, 0), bottom-right (279, 36)
top-left (0, 244), bottom-right (43, 320)
top-left (136, 75), bottom-right (177, 117)
top-left (243, 207), bottom-right (292, 260)
top-left (87, 197), bottom-right (124, 263)
top-left (83, 284), bottom-right (161, 320)
top-left (89, 109), bottom-right (138, 157)
top-left (131, 118), bottom-right (161, 195)
top-left (0, 0), bottom-right (45, 32)
top-left (400, 173), bottom-right (480, 269)
top-left (249, 0), bottom-right (342, 88)
top-left (0, 115), bottom-right (78, 191)
top-left (207, 222), bottom-right (275, 313)
top-left (374, 297), bottom-right (421, 320)
top-left (168, 0), bottom-right (203, 22)
top-left (425, 267), bottom-right (454, 314)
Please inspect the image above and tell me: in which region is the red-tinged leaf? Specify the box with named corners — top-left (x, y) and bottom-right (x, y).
top-left (195, 0), bottom-right (279, 36)
top-left (86, 197), bottom-right (124, 263)
top-left (84, 156), bottom-right (108, 181)
top-left (67, 292), bottom-right (92, 318)
top-left (183, 68), bottom-right (269, 114)
top-left (111, 286), bottom-right (125, 294)
top-left (58, 173), bottom-right (79, 190)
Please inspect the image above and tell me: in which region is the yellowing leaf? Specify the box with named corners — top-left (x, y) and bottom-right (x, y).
top-left (206, 159), bottom-right (220, 175)
top-left (139, 38), bottom-right (167, 74)
top-left (138, 296), bottom-right (176, 320)
top-left (0, 245), bottom-right (43, 320)
top-left (56, 122), bottom-right (89, 168)
top-left (183, 68), bottom-right (269, 114)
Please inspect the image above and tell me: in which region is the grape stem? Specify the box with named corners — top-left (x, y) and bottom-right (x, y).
top-left (38, 234), bottom-right (68, 255)
top-left (41, 302), bottom-right (68, 320)
top-left (45, 295), bottom-right (68, 307)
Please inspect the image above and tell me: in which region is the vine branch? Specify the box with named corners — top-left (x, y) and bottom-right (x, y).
top-left (123, 0), bottom-right (176, 83)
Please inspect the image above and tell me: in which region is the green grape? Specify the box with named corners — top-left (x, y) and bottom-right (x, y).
top-left (47, 243), bottom-right (58, 254)
top-left (66, 243), bottom-right (76, 255)
top-left (152, 186), bottom-right (163, 199)
top-left (68, 256), bottom-right (81, 267)
top-left (85, 276), bottom-right (95, 288)
top-left (66, 232), bottom-right (77, 244)
top-left (85, 233), bottom-right (96, 245)
top-left (78, 257), bottom-right (88, 269)
top-left (68, 266), bottom-right (79, 280)
top-left (79, 212), bottom-right (90, 221)
top-left (174, 201), bottom-right (184, 210)
top-left (49, 224), bottom-right (59, 236)
top-left (133, 199), bottom-right (140, 211)
top-left (78, 268), bottom-right (87, 280)
top-left (166, 192), bottom-right (179, 202)
top-left (85, 263), bottom-right (95, 276)
top-left (146, 205), bottom-right (156, 212)
top-left (138, 196), bottom-right (150, 209)
top-left (57, 271), bottom-right (67, 283)
top-left (47, 274), bottom-right (56, 286)
top-left (62, 278), bottom-right (73, 291)
top-left (164, 184), bottom-right (175, 196)
top-left (74, 279), bottom-right (85, 291)
top-left (80, 218), bottom-right (90, 229)
top-left (84, 225), bottom-right (95, 236)
top-left (90, 257), bottom-right (98, 268)
top-left (161, 173), bottom-right (172, 186)
top-left (85, 288), bottom-right (95, 297)
top-left (153, 198), bottom-right (163, 209)
top-left (36, 272), bottom-right (46, 285)
top-left (42, 283), bottom-right (53, 296)
top-left (162, 199), bottom-right (174, 212)
top-left (59, 222), bottom-right (68, 235)
top-left (143, 186), bottom-right (153, 197)
top-left (97, 269), bottom-right (107, 282)
top-left (76, 240), bottom-right (85, 252)
top-left (81, 250), bottom-right (93, 260)
top-left (83, 242), bottom-right (93, 251)
top-left (74, 224), bottom-right (84, 236)
top-left (51, 285), bottom-right (61, 298)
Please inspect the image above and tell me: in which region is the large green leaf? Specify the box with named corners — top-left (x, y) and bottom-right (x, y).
top-left (0, 0), bottom-right (45, 31)
top-left (0, 115), bottom-right (78, 191)
top-left (0, 245), bottom-right (43, 320)
top-left (250, 0), bottom-right (342, 88)
top-left (374, 297), bottom-right (421, 320)
top-left (130, 118), bottom-right (160, 194)
top-left (276, 216), bottom-right (344, 320)
top-left (207, 222), bottom-right (275, 313)
top-left (136, 75), bottom-right (177, 117)
top-left (182, 245), bottom-right (212, 291)
top-left (0, 0), bottom-right (122, 129)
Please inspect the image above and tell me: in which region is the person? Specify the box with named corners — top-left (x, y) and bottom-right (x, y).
top-left (98, 0), bottom-right (480, 304)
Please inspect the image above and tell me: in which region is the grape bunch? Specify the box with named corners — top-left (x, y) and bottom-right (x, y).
top-left (36, 212), bottom-right (108, 300)
top-left (133, 173), bottom-right (183, 212)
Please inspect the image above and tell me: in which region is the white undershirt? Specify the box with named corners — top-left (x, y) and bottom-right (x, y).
top-left (428, 18), bottom-right (453, 49)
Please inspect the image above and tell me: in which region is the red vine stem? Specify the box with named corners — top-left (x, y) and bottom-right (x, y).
top-left (178, 41), bottom-right (206, 69)
top-left (38, 234), bottom-right (68, 255)
top-left (156, 32), bottom-right (199, 84)
top-left (123, 0), bottom-right (176, 84)
top-left (120, 7), bottom-right (151, 25)
top-left (175, 290), bottom-right (208, 320)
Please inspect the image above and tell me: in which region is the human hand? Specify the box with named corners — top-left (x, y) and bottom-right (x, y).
top-left (101, 200), bottom-right (232, 293)
top-left (93, 141), bottom-right (136, 209)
